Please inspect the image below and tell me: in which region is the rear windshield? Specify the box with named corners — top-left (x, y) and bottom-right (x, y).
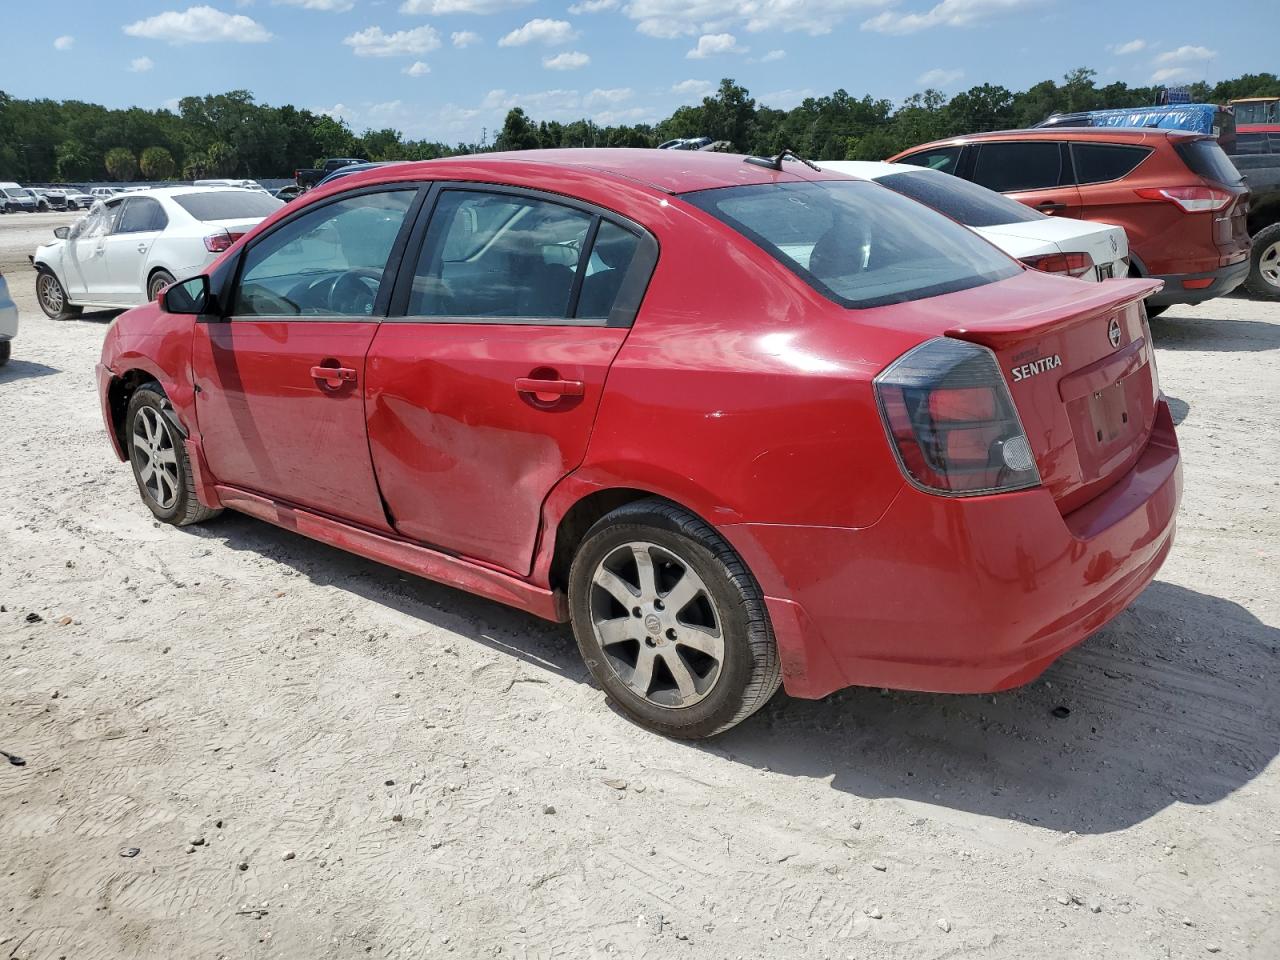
top-left (682, 179), bottom-right (1019, 308)
top-left (1175, 139), bottom-right (1243, 184)
top-left (876, 169), bottom-right (1045, 227)
top-left (173, 191), bottom-right (283, 221)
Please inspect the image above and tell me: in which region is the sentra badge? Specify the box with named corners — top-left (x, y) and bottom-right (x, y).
top-left (1010, 355), bottom-right (1062, 382)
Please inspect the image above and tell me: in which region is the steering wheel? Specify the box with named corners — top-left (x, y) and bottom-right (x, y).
top-left (327, 268), bottom-right (383, 316)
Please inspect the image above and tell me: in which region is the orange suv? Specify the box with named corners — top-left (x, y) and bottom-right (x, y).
top-left (891, 128), bottom-right (1250, 314)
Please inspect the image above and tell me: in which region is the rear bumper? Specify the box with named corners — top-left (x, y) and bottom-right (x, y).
top-left (721, 401), bottom-right (1182, 700)
top-left (1147, 258), bottom-right (1249, 306)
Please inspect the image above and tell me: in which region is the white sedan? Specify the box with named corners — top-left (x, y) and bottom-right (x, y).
top-left (820, 160), bottom-right (1129, 281)
top-left (30, 186), bottom-right (282, 318)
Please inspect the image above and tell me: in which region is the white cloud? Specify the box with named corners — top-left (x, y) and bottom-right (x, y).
top-left (543, 50), bottom-right (590, 69)
top-left (861, 0), bottom-right (1039, 35)
top-left (343, 24), bottom-right (442, 56)
top-left (499, 18), bottom-right (578, 46)
top-left (53, 35), bottom-right (74, 51)
top-left (123, 5), bottom-right (273, 44)
top-left (401, 0), bottom-right (531, 12)
top-left (569, 0), bottom-right (618, 11)
top-left (273, 0), bottom-right (354, 10)
top-left (759, 88), bottom-right (813, 109)
top-left (403, 60), bottom-right (431, 75)
top-left (686, 33), bottom-right (744, 58)
top-left (626, 0), bottom-right (891, 39)
top-left (451, 30), bottom-right (482, 46)
top-left (1153, 44), bottom-right (1217, 65)
top-left (917, 67), bottom-right (964, 87)
top-left (586, 87), bottom-right (633, 105)
top-left (595, 106), bottom-right (659, 124)
top-left (1108, 38), bottom-right (1145, 55)
top-left (1151, 67), bottom-right (1195, 84)
top-left (761, 48), bottom-right (785, 61)
top-left (129, 56), bottom-right (156, 72)
top-left (482, 88), bottom-right (583, 116)
top-left (671, 78), bottom-right (714, 98)
top-left (161, 97), bottom-right (182, 111)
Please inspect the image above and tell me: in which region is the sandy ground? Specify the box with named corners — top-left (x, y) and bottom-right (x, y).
top-left (1, 209), bottom-right (1277, 960)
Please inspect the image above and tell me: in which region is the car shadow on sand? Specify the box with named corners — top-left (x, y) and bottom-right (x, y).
top-left (187, 514), bottom-right (1276, 836)
top-left (0, 358), bottom-right (60, 382)
top-left (1153, 313), bottom-right (1280, 351)
top-left (705, 580), bottom-right (1278, 835)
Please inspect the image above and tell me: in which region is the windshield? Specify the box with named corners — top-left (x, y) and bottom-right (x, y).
top-left (173, 191), bottom-right (284, 221)
top-left (876, 169), bottom-right (1045, 227)
top-left (682, 179), bottom-right (1019, 308)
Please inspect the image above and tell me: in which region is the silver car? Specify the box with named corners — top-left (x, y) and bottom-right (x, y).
top-left (0, 268), bottom-right (17, 366)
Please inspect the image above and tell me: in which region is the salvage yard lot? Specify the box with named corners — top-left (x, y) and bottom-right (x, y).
top-left (1, 210), bottom-right (1277, 959)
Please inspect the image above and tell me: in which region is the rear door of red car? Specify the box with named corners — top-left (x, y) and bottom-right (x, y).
top-left (364, 183), bottom-right (657, 575)
top-left (967, 139), bottom-right (1084, 218)
top-left (191, 185), bottom-right (422, 530)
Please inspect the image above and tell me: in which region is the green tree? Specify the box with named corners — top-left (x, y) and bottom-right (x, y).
top-left (495, 108), bottom-right (540, 151)
top-left (139, 146), bottom-right (175, 180)
top-left (104, 146), bottom-right (137, 181)
top-left (204, 141), bottom-right (237, 176)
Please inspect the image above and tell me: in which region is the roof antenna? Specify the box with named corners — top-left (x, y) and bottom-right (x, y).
top-left (744, 148), bottom-right (821, 172)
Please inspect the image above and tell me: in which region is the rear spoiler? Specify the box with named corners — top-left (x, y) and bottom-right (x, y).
top-left (945, 278), bottom-right (1163, 345)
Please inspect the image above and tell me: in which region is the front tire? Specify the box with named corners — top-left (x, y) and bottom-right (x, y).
top-left (1245, 223), bottom-right (1280, 300)
top-left (125, 384), bottom-right (222, 526)
top-left (35, 269), bottom-right (81, 321)
top-left (147, 270), bottom-right (176, 302)
top-left (568, 499), bottom-right (781, 739)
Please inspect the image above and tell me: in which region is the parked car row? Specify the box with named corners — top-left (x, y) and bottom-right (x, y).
top-left (891, 127), bottom-right (1253, 311)
top-left (92, 148), bottom-right (1183, 739)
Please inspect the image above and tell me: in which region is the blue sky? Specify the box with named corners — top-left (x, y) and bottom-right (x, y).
top-left (2, 0), bottom-right (1273, 145)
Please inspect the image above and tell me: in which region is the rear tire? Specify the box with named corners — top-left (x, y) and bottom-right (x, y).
top-left (1245, 223), bottom-right (1280, 300)
top-left (125, 384), bottom-right (222, 527)
top-left (147, 270), bottom-right (176, 302)
top-left (568, 498), bottom-right (781, 739)
top-left (1145, 304), bottom-right (1168, 319)
top-left (35, 269), bottom-right (82, 321)
top-left (0, 340), bottom-right (10, 366)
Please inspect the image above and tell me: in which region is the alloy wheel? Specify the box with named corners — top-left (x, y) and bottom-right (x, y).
top-left (132, 406), bottom-right (180, 510)
top-left (589, 541), bottom-right (725, 709)
top-left (1261, 240), bottom-right (1280, 291)
top-left (38, 274), bottom-right (64, 314)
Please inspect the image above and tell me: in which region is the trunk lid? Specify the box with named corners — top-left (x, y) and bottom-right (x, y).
top-left (977, 218), bottom-right (1129, 279)
top-left (945, 275), bottom-right (1163, 514)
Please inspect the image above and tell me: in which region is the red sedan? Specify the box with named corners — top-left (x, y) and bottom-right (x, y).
top-left (96, 150), bottom-right (1182, 738)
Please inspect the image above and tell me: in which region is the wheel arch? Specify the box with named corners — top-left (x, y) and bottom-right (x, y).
top-left (105, 369), bottom-right (167, 457)
top-left (1247, 195), bottom-right (1280, 240)
top-left (145, 264), bottom-right (176, 299)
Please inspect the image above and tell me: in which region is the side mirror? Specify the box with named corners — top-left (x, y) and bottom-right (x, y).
top-left (53, 226), bottom-right (69, 240)
top-left (161, 275), bottom-right (211, 314)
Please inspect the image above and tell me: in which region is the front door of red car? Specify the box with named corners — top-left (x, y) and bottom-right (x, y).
top-left (191, 187), bottom-right (420, 530)
top-left (365, 186), bottom-right (655, 575)
top-left (967, 140), bottom-right (1083, 218)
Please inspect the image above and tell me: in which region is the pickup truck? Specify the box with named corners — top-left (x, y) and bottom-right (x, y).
top-left (294, 157), bottom-right (366, 191)
top-left (1236, 154), bottom-right (1280, 298)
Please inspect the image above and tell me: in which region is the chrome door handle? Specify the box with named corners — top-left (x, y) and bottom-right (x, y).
top-left (137, 242), bottom-right (148, 253)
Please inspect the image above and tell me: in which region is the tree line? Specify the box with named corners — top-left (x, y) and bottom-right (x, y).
top-left (2, 70), bottom-right (1277, 184)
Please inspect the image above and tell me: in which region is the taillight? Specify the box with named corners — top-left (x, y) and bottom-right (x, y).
top-left (203, 231), bottom-right (244, 253)
top-left (874, 337), bottom-right (1040, 496)
top-left (1021, 251), bottom-right (1094, 278)
top-left (1134, 185), bottom-right (1232, 213)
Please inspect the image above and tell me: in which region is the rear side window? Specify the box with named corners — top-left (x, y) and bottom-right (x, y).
top-left (971, 142), bottom-right (1065, 192)
top-left (876, 169), bottom-right (1045, 227)
top-left (116, 197), bottom-right (169, 234)
top-left (1071, 143), bottom-right (1151, 184)
top-left (897, 146), bottom-right (962, 175)
top-left (1175, 139), bottom-right (1244, 185)
top-left (682, 179), bottom-right (1019, 309)
top-left (173, 190), bottom-right (283, 221)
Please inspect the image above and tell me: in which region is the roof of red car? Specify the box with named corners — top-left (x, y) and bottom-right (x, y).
top-left (361, 148), bottom-right (839, 195)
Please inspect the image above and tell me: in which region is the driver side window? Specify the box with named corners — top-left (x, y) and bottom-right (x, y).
top-left (233, 189), bottom-right (415, 318)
